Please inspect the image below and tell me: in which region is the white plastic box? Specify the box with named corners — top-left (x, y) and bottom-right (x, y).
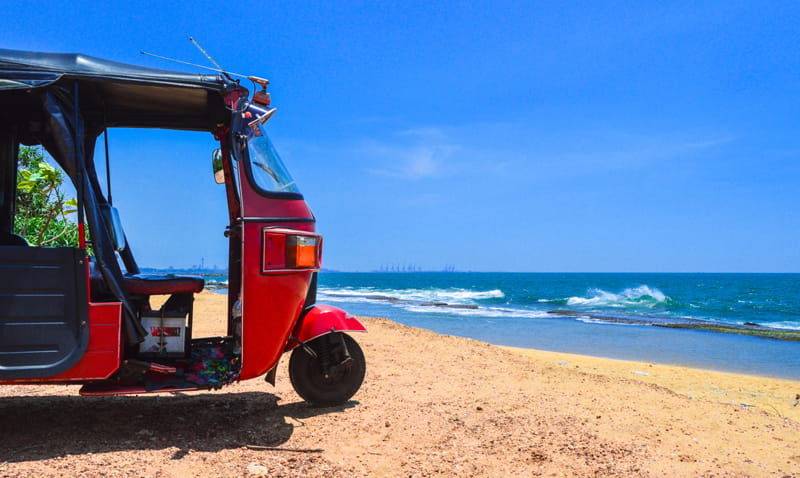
top-left (139, 314), bottom-right (187, 357)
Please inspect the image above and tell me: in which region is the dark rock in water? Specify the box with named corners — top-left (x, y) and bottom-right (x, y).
top-left (326, 292), bottom-right (400, 301)
top-left (414, 301), bottom-right (478, 309)
top-left (656, 323), bottom-right (800, 341)
top-left (547, 310), bottom-right (800, 342)
top-left (548, 310), bottom-right (581, 317)
top-left (448, 304), bottom-right (479, 310)
top-left (355, 293), bottom-right (481, 310)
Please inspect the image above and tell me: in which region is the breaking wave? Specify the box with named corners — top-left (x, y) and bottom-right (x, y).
top-left (204, 279), bottom-right (229, 290)
top-left (317, 286), bottom-right (523, 319)
top-left (565, 285), bottom-right (671, 309)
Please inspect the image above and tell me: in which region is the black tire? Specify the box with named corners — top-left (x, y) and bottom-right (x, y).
top-left (289, 333), bottom-right (366, 407)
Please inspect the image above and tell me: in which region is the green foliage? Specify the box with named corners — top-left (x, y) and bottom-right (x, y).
top-left (13, 146), bottom-right (79, 247)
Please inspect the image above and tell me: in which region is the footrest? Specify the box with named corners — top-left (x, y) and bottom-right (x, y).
top-left (79, 382), bottom-right (199, 396)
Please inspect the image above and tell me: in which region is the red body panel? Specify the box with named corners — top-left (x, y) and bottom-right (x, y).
top-left (240, 186), bottom-right (315, 220)
top-left (288, 305), bottom-right (367, 350)
top-left (235, 157), bottom-right (320, 380)
top-left (238, 223), bottom-right (313, 380)
top-left (0, 302), bottom-right (122, 384)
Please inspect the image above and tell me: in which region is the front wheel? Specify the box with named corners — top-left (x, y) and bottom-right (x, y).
top-left (288, 333), bottom-right (366, 407)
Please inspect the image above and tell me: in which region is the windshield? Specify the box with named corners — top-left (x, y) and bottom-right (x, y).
top-left (245, 122), bottom-right (300, 194)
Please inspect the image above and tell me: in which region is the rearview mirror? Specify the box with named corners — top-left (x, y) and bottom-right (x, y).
top-left (101, 205), bottom-right (126, 252)
top-left (212, 149), bottom-right (224, 184)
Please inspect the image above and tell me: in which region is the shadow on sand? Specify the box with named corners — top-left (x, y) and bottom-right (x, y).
top-left (0, 391), bottom-right (357, 462)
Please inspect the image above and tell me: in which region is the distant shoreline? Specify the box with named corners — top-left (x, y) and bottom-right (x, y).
top-left (158, 270), bottom-right (800, 378)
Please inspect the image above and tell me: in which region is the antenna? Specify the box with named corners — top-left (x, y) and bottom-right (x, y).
top-left (142, 38), bottom-right (274, 105)
top-left (189, 37), bottom-right (228, 76)
top-left (140, 51), bottom-right (249, 79)
top-left (189, 37), bottom-right (236, 82)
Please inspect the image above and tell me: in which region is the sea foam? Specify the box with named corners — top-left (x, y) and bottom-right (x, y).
top-left (319, 287), bottom-right (504, 305)
top-left (402, 304), bottom-right (550, 319)
top-left (566, 285), bottom-right (670, 309)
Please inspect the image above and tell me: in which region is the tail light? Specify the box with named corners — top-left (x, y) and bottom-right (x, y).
top-left (263, 228), bottom-right (322, 272)
top-left (286, 235), bottom-right (319, 268)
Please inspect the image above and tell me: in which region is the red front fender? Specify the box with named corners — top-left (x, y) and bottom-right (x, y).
top-left (286, 305), bottom-right (366, 351)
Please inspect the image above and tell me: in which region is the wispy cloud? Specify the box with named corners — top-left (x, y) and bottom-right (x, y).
top-left (405, 147), bottom-right (437, 178)
top-left (542, 135), bottom-right (737, 173)
top-left (394, 127), bottom-right (447, 140)
top-left (395, 192), bottom-right (442, 207)
top-left (479, 128), bottom-right (738, 183)
top-left (358, 128), bottom-right (459, 179)
top-left (364, 144), bottom-right (457, 179)
top-left (288, 117), bottom-right (736, 186)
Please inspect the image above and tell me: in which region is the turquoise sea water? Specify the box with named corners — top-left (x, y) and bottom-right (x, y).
top-left (315, 272), bottom-right (800, 379)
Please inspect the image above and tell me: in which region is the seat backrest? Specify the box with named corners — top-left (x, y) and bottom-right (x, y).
top-left (0, 232), bottom-right (28, 246)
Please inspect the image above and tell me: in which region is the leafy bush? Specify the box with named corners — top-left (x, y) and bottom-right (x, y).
top-left (13, 146), bottom-right (79, 247)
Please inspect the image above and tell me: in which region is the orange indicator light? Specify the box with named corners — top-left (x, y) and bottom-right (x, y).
top-left (287, 235), bottom-right (318, 269)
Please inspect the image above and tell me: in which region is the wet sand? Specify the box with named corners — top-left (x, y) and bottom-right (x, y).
top-left (0, 290), bottom-right (798, 477)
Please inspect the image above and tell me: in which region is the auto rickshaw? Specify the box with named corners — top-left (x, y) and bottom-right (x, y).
top-left (0, 48), bottom-right (366, 406)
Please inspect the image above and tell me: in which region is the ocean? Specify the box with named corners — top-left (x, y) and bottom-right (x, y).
top-left (313, 272), bottom-right (800, 379)
top-left (200, 272), bottom-right (800, 379)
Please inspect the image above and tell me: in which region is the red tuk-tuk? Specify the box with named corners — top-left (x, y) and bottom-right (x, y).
top-left (0, 49), bottom-right (366, 406)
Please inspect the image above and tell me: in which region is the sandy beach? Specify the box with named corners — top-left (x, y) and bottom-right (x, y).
top-left (1, 290), bottom-right (799, 477)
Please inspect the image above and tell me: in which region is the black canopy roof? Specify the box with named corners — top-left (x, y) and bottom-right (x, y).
top-left (0, 50), bottom-right (254, 344)
top-left (0, 48), bottom-right (247, 131)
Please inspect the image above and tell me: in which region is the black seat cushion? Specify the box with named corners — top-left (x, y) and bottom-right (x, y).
top-left (123, 274), bottom-right (205, 295)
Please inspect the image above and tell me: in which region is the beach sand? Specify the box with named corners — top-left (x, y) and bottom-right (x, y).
top-left (1, 290), bottom-right (798, 477)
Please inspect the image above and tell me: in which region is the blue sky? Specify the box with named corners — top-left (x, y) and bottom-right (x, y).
top-left (3, 1), bottom-right (799, 272)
